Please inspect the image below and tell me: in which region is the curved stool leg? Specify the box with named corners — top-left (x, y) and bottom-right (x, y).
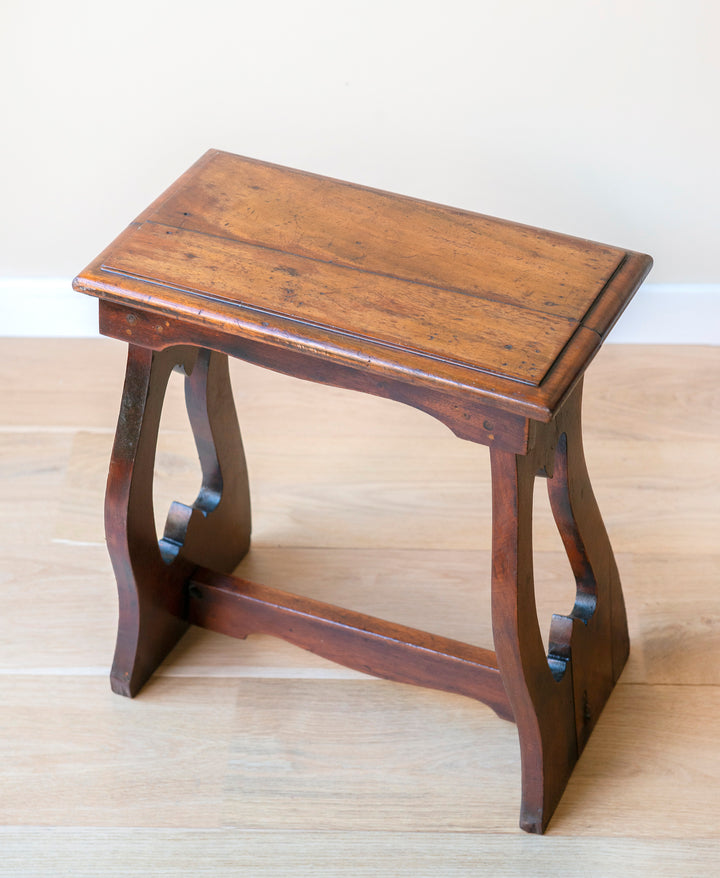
top-left (490, 446), bottom-right (577, 834)
top-left (106, 344), bottom-right (251, 697)
top-left (490, 380), bottom-right (629, 833)
top-left (546, 380), bottom-right (630, 752)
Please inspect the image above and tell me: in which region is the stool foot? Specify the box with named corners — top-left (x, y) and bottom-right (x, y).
top-left (490, 381), bottom-right (629, 833)
top-left (105, 344), bottom-right (251, 697)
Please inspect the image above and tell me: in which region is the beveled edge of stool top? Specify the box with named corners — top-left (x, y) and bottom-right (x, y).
top-left (74, 149), bottom-right (652, 421)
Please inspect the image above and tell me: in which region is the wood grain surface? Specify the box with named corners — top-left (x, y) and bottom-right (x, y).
top-left (73, 151), bottom-right (652, 420)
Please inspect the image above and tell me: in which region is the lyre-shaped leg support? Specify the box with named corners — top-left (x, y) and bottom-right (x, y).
top-left (490, 379), bottom-right (629, 833)
top-left (106, 344), bottom-right (251, 697)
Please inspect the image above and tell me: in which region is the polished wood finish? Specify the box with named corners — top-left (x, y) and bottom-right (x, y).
top-left (106, 344), bottom-right (251, 696)
top-left (489, 379), bottom-right (629, 832)
top-left (73, 151), bottom-right (652, 833)
top-left (98, 299), bottom-right (533, 453)
top-left (187, 566), bottom-right (513, 722)
top-left (75, 149), bottom-right (651, 422)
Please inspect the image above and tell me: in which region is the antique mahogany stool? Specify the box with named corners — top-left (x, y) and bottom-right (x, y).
top-left (74, 150), bottom-right (652, 833)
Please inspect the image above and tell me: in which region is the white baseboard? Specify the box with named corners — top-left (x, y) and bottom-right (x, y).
top-left (1, 278), bottom-right (718, 344)
top-left (0, 279), bottom-right (100, 338)
top-left (604, 283), bottom-right (720, 344)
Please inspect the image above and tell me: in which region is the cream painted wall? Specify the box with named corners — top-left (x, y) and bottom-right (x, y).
top-left (1, 0), bottom-right (718, 287)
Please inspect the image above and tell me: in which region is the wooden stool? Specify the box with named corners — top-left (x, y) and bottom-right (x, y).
top-left (74, 150), bottom-right (652, 833)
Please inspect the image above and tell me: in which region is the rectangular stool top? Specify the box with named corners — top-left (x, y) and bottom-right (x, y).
top-left (74, 149), bottom-right (652, 420)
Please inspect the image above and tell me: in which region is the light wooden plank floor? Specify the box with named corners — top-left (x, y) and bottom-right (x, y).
top-left (1, 339), bottom-right (718, 876)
